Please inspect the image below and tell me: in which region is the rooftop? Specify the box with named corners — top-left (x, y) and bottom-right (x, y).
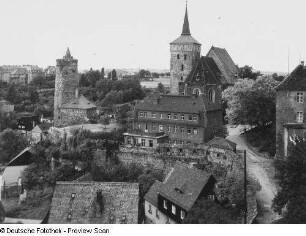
top-left (145, 162), bottom-right (213, 211)
top-left (135, 93), bottom-right (206, 114)
top-left (61, 95), bottom-right (97, 110)
top-left (48, 181), bottom-right (139, 224)
top-left (276, 64), bottom-right (306, 91)
top-left (205, 137), bottom-right (237, 151)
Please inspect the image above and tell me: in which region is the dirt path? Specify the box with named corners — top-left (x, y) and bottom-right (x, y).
top-left (227, 126), bottom-right (280, 224)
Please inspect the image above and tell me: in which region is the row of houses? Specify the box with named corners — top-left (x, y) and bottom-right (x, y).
top-left (0, 65), bottom-right (56, 84)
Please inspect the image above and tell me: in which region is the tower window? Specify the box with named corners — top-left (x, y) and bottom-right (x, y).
top-left (181, 65), bottom-right (184, 71)
top-left (177, 54), bottom-right (180, 59)
top-left (296, 111), bottom-right (304, 123)
top-left (208, 89), bottom-right (216, 103)
top-left (184, 54), bottom-right (187, 60)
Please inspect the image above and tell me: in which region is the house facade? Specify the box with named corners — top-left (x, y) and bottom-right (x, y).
top-left (144, 162), bottom-right (216, 224)
top-left (276, 62), bottom-right (306, 157)
top-left (123, 94), bottom-right (212, 148)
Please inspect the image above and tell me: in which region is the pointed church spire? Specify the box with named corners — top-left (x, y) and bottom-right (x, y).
top-left (181, 2), bottom-right (191, 35)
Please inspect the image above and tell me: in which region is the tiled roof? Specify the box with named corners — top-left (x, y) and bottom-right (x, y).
top-left (144, 180), bottom-right (162, 206)
top-left (276, 64), bottom-right (306, 91)
top-left (61, 95), bottom-right (97, 110)
top-left (170, 35), bottom-right (201, 45)
top-left (7, 147), bottom-right (34, 167)
top-left (207, 46), bottom-right (239, 85)
top-left (158, 162), bottom-right (213, 211)
top-left (205, 137), bottom-right (237, 151)
top-left (135, 94), bottom-right (205, 114)
top-left (48, 181), bottom-right (139, 224)
top-left (185, 56), bottom-right (223, 85)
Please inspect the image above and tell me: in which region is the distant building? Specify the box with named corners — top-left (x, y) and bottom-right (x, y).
top-left (144, 162), bottom-right (216, 224)
top-left (48, 181), bottom-right (139, 224)
top-left (53, 48), bottom-right (97, 127)
top-left (17, 113), bottom-right (40, 131)
top-left (44, 66), bottom-right (56, 77)
top-left (276, 61), bottom-right (306, 157)
top-left (123, 93), bottom-right (222, 148)
top-left (30, 124), bottom-right (51, 144)
top-left (0, 99), bottom-right (14, 113)
top-left (0, 65), bottom-right (43, 84)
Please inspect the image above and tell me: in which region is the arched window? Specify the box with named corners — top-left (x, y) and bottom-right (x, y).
top-left (193, 88), bottom-right (201, 96)
top-left (208, 89), bottom-right (215, 103)
top-left (181, 65), bottom-right (184, 71)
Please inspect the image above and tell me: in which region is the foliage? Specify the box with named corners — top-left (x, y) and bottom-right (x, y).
top-left (0, 129), bottom-right (28, 164)
top-left (99, 115), bottom-right (110, 128)
top-left (272, 140), bottom-right (306, 223)
top-left (0, 112), bottom-right (18, 131)
top-left (223, 77), bottom-right (279, 127)
top-left (238, 65), bottom-right (262, 80)
top-left (5, 84), bottom-right (18, 103)
top-left (272, 73), bottom-right (285, 82)
top-left (156, 82), bottom-right (165, 94)
top-left (115, 103), bottom-right (133, 125)
top-left (183, 199), bottom-right (239, 224)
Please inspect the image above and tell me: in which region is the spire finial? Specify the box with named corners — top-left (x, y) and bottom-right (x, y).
top-left (181, 2), bottom-right (191, 35)
top-left (64, 47), bottom-right (72, 59)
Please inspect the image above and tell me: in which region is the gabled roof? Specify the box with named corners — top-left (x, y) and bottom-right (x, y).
top-left (207, 46), bottom-right (239, 85)
top-left (205, 137), bottom-right (237, 151)
top-left (158, 162), bottom-right (213, 211)
top-left (276, 64), bottom-right (306, 91)
top-left (185, 56), bottom-right (223, 85)
top-left (135, 94), bottom-right (205, 114)
top-left (61, 95), bottom-right (97, 110)
top-left (144, 180), bottom-right (162, 206)
top-left (48, 181), bottom-right (139, 224)
top-left (6, 147), bottom-right (35, 167)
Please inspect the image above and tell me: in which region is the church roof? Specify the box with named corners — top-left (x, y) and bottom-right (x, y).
top-left (61, 95), bottom-right (97, 110)
top-left (276, 64), bottom-right (306, 91)
top-left (185, 56), bottom-right (223, 85)
top-left (135, 93), bottom-right (206, 114)
top-left (207, 46), bottom-right (239, 85)
top-left (48, 181), bottom-right (139, 224)
top-left (170, 4), bottom-right (200, 45)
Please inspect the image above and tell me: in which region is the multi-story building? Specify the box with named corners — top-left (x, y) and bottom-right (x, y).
top-left (0, 65), bottom-right (43, 84)
top-left (276, 61), bottom-right (306, 157)
top-left (123, 5), bottom-right (224, 148)
top-left (53, 48), bottom-right (97, 127)
top-left (144, 162), bottom-right (216, 224)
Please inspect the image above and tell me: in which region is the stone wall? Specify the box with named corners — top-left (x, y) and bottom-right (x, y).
top-left (54, 56), bottom-right (79, 127)
top-left (170, 44), bottom-right (201, 94)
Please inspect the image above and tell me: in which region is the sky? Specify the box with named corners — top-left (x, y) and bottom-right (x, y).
top-left (0, 0), bottom-right (305, 73)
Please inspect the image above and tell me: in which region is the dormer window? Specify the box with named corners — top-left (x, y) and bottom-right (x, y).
top-left (181, 210), bottom-right (185, 220)
top-left (208, 89), bottom-right (215, 103)
top-left (171, 205), bottom-right (176, 215)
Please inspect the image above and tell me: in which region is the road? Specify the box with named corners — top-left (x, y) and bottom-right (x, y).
top-left (227, 125), bottom-right (280, 224)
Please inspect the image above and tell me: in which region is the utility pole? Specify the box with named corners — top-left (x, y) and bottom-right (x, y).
top-left (244, 150), bottom-right (247, 224)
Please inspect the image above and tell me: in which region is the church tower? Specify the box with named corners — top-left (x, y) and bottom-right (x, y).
top-left (170, 4), bottom-right (201, 94)
top-left (54, 48), bottom-right (79, 127)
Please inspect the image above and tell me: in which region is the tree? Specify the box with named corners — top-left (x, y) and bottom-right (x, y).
top-left (183, 199), bottom-right (239, 224)
top-left (101, 68), bottom-right (105, 79)
top-left (138, 69), bottom-right (151, 78)
top-left (272, 73), bottom-right (285, 82)
top-left (29, 87), bottom-right (39, 103)
top-left (0, 129), bottom-right (28, 164)
top-left (272, 140), bottom-right (306, 223)
top-left (115, 103), bottom-right (133, 125)
top-left (156, 82), bottom-right (165, 94)
top-left (30, 75), bottom-right (47, 88)
top-left (111, 69), bottom-right (117, 81)
top-left (100, 116), bottom-right (110, 129)
top-left (223, 77), bottom-right (279, 127)
top-left (5, 84), bottom-right (19, 103)
top-left (238, 65), bottom-right (262, 80)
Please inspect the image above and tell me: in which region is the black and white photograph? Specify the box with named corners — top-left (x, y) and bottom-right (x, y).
top-left (0, 0), bottom-right (305, 233)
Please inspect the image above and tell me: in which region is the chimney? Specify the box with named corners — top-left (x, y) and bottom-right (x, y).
top-left (75, 88), bottom-right (79, 98)
top-left (301, 61), bottom-right (305, 66)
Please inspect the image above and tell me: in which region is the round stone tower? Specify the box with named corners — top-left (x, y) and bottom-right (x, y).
top-left (54, 48), bottom-right (79, 127)
top-left (170, 4), bottom-right (201, 94)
